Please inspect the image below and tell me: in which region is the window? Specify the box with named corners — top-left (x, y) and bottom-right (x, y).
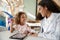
top-left (0, 15), bottom-right (6, 27)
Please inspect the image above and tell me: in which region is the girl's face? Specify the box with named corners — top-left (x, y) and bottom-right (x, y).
top-left (38, 5), bottom-right (48, 17)
top-left (20, 14), bottom-right (27, 24)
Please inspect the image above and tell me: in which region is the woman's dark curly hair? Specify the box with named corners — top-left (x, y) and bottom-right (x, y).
top-left (38, 0), bottom-right (60, 13)
top-left (15, 12), bottom-right (27, 24)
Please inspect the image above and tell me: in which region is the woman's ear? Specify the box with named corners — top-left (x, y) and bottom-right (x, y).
top-left (45, 6), bottom-right (48, 10)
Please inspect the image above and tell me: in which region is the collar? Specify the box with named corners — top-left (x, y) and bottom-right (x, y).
top-left (44, 13), bottom-right (56, 24)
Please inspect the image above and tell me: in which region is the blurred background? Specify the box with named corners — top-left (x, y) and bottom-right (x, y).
top-left (0, 0), bottom-right (60, 31)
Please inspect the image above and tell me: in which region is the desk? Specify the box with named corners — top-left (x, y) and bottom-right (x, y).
top-left (0, 31), bottom-right (51, 40)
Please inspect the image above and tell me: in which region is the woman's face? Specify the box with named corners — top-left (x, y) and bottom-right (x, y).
top-left (38, 5), bottom-right (47, 17)
top-left (20, 14), bottom-right (27, 24)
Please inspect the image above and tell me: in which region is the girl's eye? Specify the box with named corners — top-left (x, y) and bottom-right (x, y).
top-left (22, 16), bottom-right (26, 18)
top-left (22, 17), bottom-right (24, 18)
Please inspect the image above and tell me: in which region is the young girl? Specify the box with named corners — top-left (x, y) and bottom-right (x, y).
top-left (10, 12), bottom-right (35, 34)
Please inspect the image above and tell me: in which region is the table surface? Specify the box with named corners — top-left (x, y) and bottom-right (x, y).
top-left (0, 31), bottom-right (51, 40)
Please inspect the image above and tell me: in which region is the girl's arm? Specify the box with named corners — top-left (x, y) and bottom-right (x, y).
top-left (9, 23), bottom-right (15, 33)
top-left (27, 25), bottom-right (37, 34)
top-left (27, 26), bottom-right (38, 37)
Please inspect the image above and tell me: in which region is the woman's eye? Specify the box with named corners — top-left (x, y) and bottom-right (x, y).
top-left (39, 8), bottom-right (40, 10)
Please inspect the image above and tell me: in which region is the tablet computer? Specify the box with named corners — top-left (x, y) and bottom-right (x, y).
top-left (9, 33), bottom-right (27, 40)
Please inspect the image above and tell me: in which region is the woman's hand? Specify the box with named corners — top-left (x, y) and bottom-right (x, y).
top-left (28, 32), bottom-right (38, 37)
top-left (32, 33), bottom-right (38, 37)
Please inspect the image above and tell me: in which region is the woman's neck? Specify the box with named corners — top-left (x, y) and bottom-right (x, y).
top-left (46, 11), bottom-right (51, 18)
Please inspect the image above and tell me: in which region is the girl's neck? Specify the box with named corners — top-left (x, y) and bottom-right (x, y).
top-left (19, 23), bottom-right (25, 26)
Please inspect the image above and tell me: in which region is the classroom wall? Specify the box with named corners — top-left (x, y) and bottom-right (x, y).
top-left (38, 0), bottom-right (60, 6)
top-left (54, 0), bottom-right (60, 6)
top-left (24, 0), bottom-right (36, 20)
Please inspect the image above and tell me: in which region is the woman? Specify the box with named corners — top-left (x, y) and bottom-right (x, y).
top-left (37, 0), bottom-right (60, 40)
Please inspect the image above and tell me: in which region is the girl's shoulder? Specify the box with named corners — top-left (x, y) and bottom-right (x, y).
top-left (13, 24), bottom-right (19, 28)
top-left (13, 24), bottom-right (28, 28)
top-left (18, 24), bottom-right (28, 27)
top-left (23, 24), bottom-right (28, 27)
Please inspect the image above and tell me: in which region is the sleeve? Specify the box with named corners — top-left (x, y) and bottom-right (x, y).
top-left (38, 17), bottom-right (60, 40)
top-left (27, 26), bottom-right (36, 33)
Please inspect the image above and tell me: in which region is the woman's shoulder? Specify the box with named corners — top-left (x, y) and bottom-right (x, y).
top-left (52, 13), bottom-right (60, 18)
top-left (53, 13), bottom-right (60, 15)
top-left (54, 13), bottom-right (60, 22)
top-left (55, 13), bottom-right (60, 18)
top-left (57, 13), bottom-right (60, 22)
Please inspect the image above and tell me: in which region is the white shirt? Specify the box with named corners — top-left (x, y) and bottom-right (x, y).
top-left (38, 13), bottom-right (60, 40)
